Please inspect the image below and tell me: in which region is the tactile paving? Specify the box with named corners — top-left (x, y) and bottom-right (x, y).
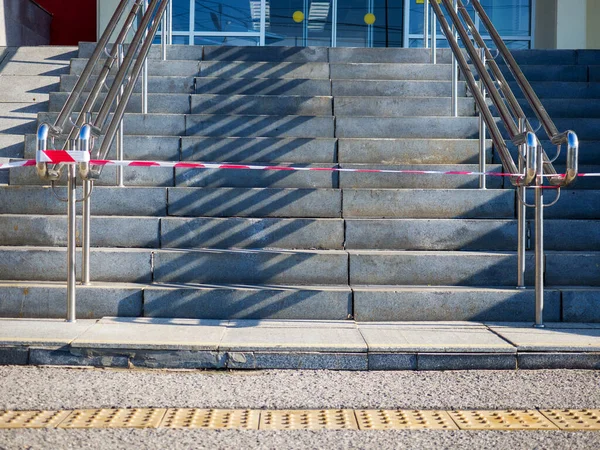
top-left (540, 409), bottom-right (600, 430)
top-left (259, 409), bottom-right (358, 430)
top-left (449, 410), bottom-right (558, 430)
top-left (160, 408), bottom-right (260, 429)
top-left (0, 410), bottom-right (71, 429)
top-left (57, 408), bottom-right (166, 429)
top-left (355, 410), bottom-right (458, 430)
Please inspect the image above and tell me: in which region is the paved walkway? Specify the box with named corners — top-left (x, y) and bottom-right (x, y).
top-left (1, 318), bottom-right (599, 370)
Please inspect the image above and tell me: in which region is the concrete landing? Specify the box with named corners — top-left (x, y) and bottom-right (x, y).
top-left (1, 318), bottom-right (599, 370)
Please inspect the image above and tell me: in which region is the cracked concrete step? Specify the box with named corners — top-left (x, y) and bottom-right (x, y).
top-left (352, 286), bottom-right (562, 322)
top-left (194, 77), bottom-right (331, 96)
top-left (336, 117), bottom-right (480, 139)
top-left (69, 58), bottom-right (201, 77)
top-left (345, 219), bottom-right (518, 251)
top-left (330, 63), bottom-right (453, 80)
top-left (0, 215), bottom-right (344, 250)
top-left (190, 95), bottom-right (333, 116)
top-left (0, 186), bottom-right (342, 218)
top-left (332, 80), bottom-right (467, 97)
top-left (59, 75), bottom-right (195, 93)
top-left (334, 97), bottom-right (475, 117)
top-left (181, 137), bottom-right (337, 163)
top-left (338, 138), bottom-right (493, 164)
top-left (153, 248), bottom-right (348, 285)
top-left (342, 189), bottom-right (515, 219)
top-left (175, 163), bottom-right (339, 189)
top-left (349, 250), bottom-right (535, 286)
top-left (199, 61), bottom-right (330, 79)
top-left (338, 164), bottom-right (504, 189)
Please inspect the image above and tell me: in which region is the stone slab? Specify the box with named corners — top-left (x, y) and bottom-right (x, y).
top-left (190, 94), bottom-right (332, 116)
top-left (331, 80), bottom-right (466, 98)
top-left (60, 75), bottom-right (195, 94)
top-left (502, 65), bottom-right (588, 82)
top-left (540, 221), bottom-right (600, 251)
top-left (535, 190), bottom-right (600, 220)
top-left (203, 46), bottom-right (329, 62)
top-left (0, 282), bottom-right (143, 319)
top-left (0, 347), bottom-right (29, 365)
top-left (218, 326), bottom-right (367, 352)
top-left (546, 252), bottom-right (600, 286)
top-left (417, 353), bottom-right (517, 370)
top-left (227, 319), bottom-right (357, 328)
top-left (144, 285), bottom-right (352, 320)
top-left (161, 217), bottom-right (344, 249)
top-left (336, 117), bottom-right (480, 139)
top-left (329, 63), bottom-right (452, 81)
top-left (70, 59), bottom-right (201, 77)
top-left (562, 290), bottom-right (600, 322)
top-left (181, 137), bottom-right (337, 163)
top-left (334, 97), bottom-right (475, 117)
top-left (49, 92), bottom-right (192, 115)
top-left (0, 75), bottom-right (59, 102)
top-left (329, 48), bottom-right (454, 63)
top-left (345, 219), bottom-right (518, 251)
top-left (352, 287), bottom-right (560, 322)
top-left (342, 189), bottom-right (514, 219)
top-left (0, 135), bottom-right (24, 159)
top-left (71, 318), bottom-right (227, 351)
top-left (517, 352), bottom-right (600, 370)
top-left (153, 248), bottom-right (349, 285)
top-left (128, 350), bottom-right (222, 369)
top-left (490, 326), bottom-right (600, 351)
top-left (358, 325), bottom-right (516, 353)
top-left (223, 351), bottom-right (368, 370)
top-left (167, 187), bottom-right (342, 218)
top-left (28, 348), bottom-right (129, 368)
top-left (0, 102), bottom-right (47, 134)
top-left (195, 77), bottom-right (331, 96)
top-left (368, 353), bottom-right (417, 370)
top-left (0, 319), bottom-right (96, 347)
top-left (337, 138), bottom-right (492, 164)
top-left (199, 61), bottom-right (330, 79)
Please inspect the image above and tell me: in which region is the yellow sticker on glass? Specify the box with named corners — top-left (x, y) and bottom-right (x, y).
top-left (364, 13), bottom-right (376, 25)
top-left (293, 11), bottom-right (305, 23)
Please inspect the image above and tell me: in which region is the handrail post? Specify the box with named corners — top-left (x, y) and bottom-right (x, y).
top-left (66, 139), bottom-right (77, 323)
top-left (431, 6), bottom-right (437, 64)
top-left (116, 44), bottom-right (125, 187)
top-left (142, 0), bottom-right (149, 114)
top-left (534, 142), bottom-right (545, 327)
top-left (478, 47), bottom-right (486, 189)
top-left (517, 118), bottom-right (527, 288)
top-left (167, 0), bottom-right (172, 45)
top-left (423, 0), bottom-right (429, 49)
top-left (451, 0), bottom-right (458, 117)
top-left (79, 125), bottom-right (92, 287)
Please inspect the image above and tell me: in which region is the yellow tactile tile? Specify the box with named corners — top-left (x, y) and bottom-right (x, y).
top-left (0, 410), bottom-right (71, 429)
top-left (160, 408), bottom-right (260, 429)
top-left (540, 409), bottom-right (600, 430)
top-left (356, 409), bottom-right (458, 430)
top-left (57, 408), bottom-right (167, 429)
top-left (259, 409), bottom-right (358, 430)
top-left (449, 409), bottom-right (559, 430)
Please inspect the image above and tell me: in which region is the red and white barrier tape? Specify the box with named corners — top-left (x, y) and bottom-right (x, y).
top-left (0, 150), bottom-right (597, 179)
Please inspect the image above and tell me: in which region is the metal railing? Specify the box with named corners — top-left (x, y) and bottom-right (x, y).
top-left (424, 0), bottom-right (579, 326)
top-left (36, 0), bottom-right (172, 322)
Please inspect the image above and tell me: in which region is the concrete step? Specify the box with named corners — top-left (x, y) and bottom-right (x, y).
top-left (349, 250), bottom-right (535, 286)
top-left (499, 118), bottom-right (600, 141)
top-left (161, 217), bottom-right (344, 249)
top-left (499, 65), bottom-right (589, 82)
top-left (526, 190), bottom-right (600, 220)
top-left (175, 164), bottom-right (339, 189)
top-left (190, 95), bottom-right (333, 116)
top-left (49, 92), bottom-right (191, 114)
top-left (332, 80), bottom-right (467, 97)
top-left (591, 66), bottom-right (600, 82)
top-left (0, 46), bottom-right (77, 76)
top-left (502, 140), bottom-right (600, 166)
top-left (0, 215), bottom-right (344, 250)
top-left (24, 134), bottom-right (180, 160)
top-left (353, 286), bottom-right (561, 322)
top-left (339, 138), bottom-right (493, 164)
top-left (0, 246), bottom-right (152, 282)
top-left (186, 114), bottom-right (335, 138)
top-left (346, 219), bottom-right (518, 251)
top-left (328, 48), bottom-right (453, 64)
top-left (167, 188), bottom-right (342, 218)
top-left (194, 77), bottom-right (331, 96)
top-left (78, 43), bottom-right (204, 60)
top-left (490, 99), bottom-right (600, 118)
top-left (199, 61), bottom-right (329, 79)
top-left (153, 248), bottom-right (348, 285)
top-left (70, 59), bottom-right (201, 77)
top-left (342, 189), bottom-right (514, 219)
top-left (59, 75), bottom-right (195, 94)
top-left (545, 252), bottom-right (600, 286)
top-left (336, 117), bottom-right (479, 139)
top-left (334, 97), bottom-right (475, 117)
top-left (338, 164), bottom-right (504, 189)
top-left (330, 63), bottom-right (452, 81)
top-left (508, 82), bottom-right (600, 99)
top-left (203, 46), bottom-right (329, 62)
top-left (181, 137), bottom-right (337, 163)
top-left (558, 166), bottom-right (600, 190)
top-left (538, 220), bottom-right (600, 251)
top-left (0, 75), bottom-right (60, 102)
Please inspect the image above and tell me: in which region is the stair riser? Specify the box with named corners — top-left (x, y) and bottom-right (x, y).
top-left (60, 75), bottom-right (195, 94)
top-left (190, 95), bottom-right (332, 116)
top-left (70, 59), bottom-right (201, 77)
top-left (195, 78), bottom-right (331, 96)
top-left (334, 97), bottom-right (475, 117)
top-left (49, 93), bottom-right (191, 114)
top-left (336, 117), bottom-right (480, 139)
top-left (330, 64), bottom-right (452, 81)
top-left (332, 80), bottom-right (467, 97)
top-left (199, 61), bottom-right (330, 79)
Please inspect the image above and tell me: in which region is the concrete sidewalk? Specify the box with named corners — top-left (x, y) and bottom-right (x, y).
top-left (0, 318), bottom-right (599, 371)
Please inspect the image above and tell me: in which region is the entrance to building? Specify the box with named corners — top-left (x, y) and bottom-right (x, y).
top-left (167, 0), bottom-right (534, 49)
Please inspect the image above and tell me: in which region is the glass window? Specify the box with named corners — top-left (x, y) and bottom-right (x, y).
top-left (172, 0), bottom-right (191, 31)
top-left (194, 0), bottom-right (254, 33)
top-left (480, 0), bottom-right (531, 37)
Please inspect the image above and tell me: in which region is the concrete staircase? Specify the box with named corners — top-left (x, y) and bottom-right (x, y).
top-left (0, 45), bottom-right (598, 322)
